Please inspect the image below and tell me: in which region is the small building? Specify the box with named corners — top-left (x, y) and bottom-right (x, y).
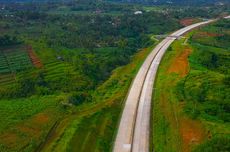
top-left (134, 11), bottom-right (143, 15)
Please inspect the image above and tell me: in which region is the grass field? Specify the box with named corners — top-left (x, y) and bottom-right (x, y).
top-left (151, 20), bottom-right (230, 152)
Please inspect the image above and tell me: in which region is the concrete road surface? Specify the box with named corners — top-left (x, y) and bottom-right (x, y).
top-left (113, 19), bottom-right (214, 152)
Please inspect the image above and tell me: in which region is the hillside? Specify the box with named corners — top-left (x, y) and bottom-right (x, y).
top-left (152, 18), bottom-right (230, 152)
top-left (0, 0), bottom-right (229, 152)
top-left (0, 1), bottom-right (177, 151)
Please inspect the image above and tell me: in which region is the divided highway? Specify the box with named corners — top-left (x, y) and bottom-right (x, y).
top-left (113, 19), bottom-right (214, 152)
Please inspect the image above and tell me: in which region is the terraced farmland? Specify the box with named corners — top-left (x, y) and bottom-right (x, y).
top-left (0, 74), bottom-right (15, 86)
top-left (0, 45), bottom-right (33, 86)
top-left (44, 61), bottom-right (71, 79)
top-left (0, 44), bottom-right (81, 93)
top-left (0, 46), bottom-right (33, 73)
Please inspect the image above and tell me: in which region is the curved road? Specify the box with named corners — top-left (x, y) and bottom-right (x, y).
top-left (113, 19), bottom-right (214, 152)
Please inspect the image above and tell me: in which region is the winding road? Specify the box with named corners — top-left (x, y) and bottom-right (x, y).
top-left (113, 19), bottom-right (214, 152)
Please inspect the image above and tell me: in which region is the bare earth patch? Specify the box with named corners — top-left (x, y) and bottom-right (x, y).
top-left (18, 113), bottom-right (49, 136)
top-left (0, 112), bottom-right (50, 150)
top-left (179, 118), bottom-right (206, 152)
top-left (0, 132), bottom-right (18, 148)
top-left (180, 18), bottom-right (199, 26)
top-left (32, 113), bottom-right (50, 124)
top-left (193, 32), bottom-right (223, 39)
top-left (164, 46), bottom-right (207, 152)
top-left (27, 46), bottom-right (43, 68)
top-left (168, 48), bottom-right (192, 77)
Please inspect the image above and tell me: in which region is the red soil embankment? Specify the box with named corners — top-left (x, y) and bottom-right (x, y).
top-left (168, 48), bottom-right (192, 77)
top-left (167, 47), bottom-right (207, 152)
top-left (180, 118), bottom-right (206, 152)
top-left (180, 19), bottom-right (197, 26)
top-left (193, 31), bottom-right (223, 39)
top-left (27, 46), bottom-right (43, 68)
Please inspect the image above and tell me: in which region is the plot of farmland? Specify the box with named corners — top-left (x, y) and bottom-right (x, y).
top-left (0, 45), bottom-right (33, 86)
top-left (0, 46), bottom-right (33, 74)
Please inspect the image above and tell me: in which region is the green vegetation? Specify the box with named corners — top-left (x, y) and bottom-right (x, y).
top-left (40, 46), bottom-right (155, 152)
top-left (0, 95), bottom-right (63, 152)
top-left (192, 136), bottom-right (230, 152)
top-left (0, 0), bottom-right (229, 151)
top-left (180, 20), bottom-right (230, 122)
top-left (1, 1), bottom-right (161, 148)
top-left (0, 0), bottom-right (181, 150)
top-left (152, 19), bottom-right (230, 152)
top-left (0, 0), bottom-right (182, 98)
top-left (0, 46), bottom-right (32, 74)
top-left (0, 35), bottom-right (21, 46)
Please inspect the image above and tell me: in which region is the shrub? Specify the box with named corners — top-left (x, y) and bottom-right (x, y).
top-left (68, 92), bottom-right (92, 105)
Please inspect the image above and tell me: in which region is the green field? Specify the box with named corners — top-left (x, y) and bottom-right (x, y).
top-left (0, 46), bottom-right (32, 72)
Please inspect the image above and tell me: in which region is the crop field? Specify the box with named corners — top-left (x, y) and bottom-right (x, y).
top-left (44, 61), bottom-right (75, 80)
top-left (0, 45), bottom-right (34, 87)
top-left (0, 46), bottom-right (33, 73)
top-left (151, 19), bottom-right (230, 152)
top-left (0, 74), bottom-right (15, 87)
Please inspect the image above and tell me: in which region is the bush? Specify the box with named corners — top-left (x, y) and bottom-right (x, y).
top-left (17, 77), bottom-right (36, 97)
top-left (68, 92), bottom-right (91, 105)
top-left (0, 35), bottom-right (21, 46)
top-left (35, 86), bottom-right (51, 96)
